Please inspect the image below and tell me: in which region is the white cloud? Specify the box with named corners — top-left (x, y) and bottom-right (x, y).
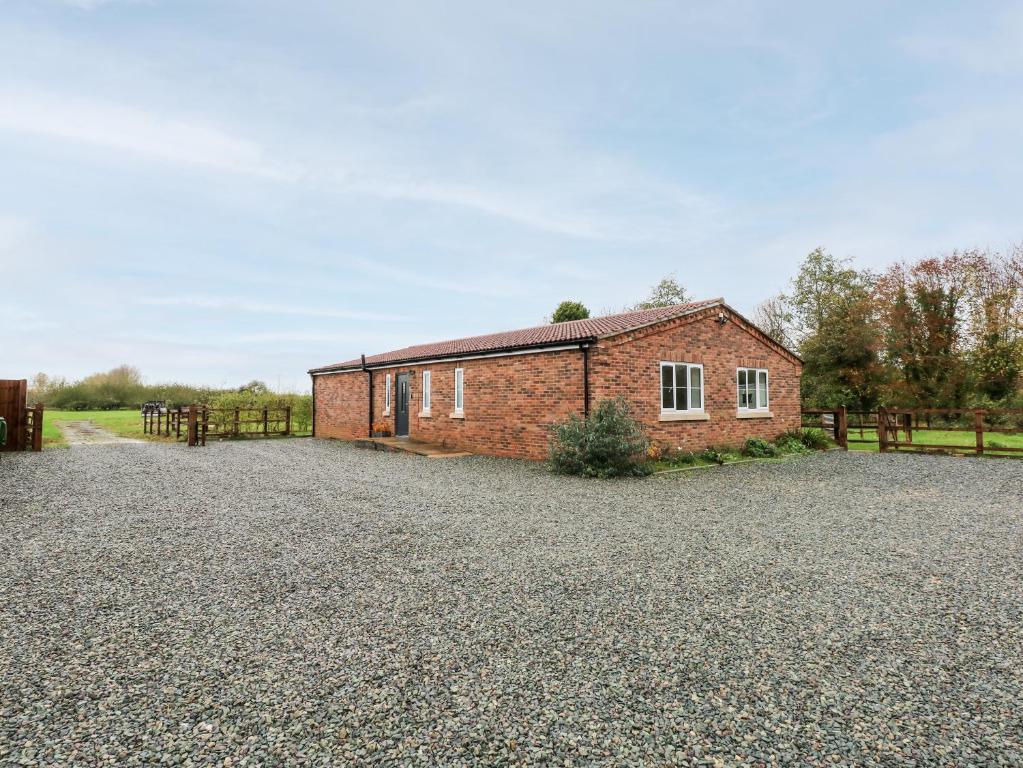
top-left (0, 215), bottom-right (31, 252)
top-left (0, 84), bottom-right (714, 243)
top-left (57, 0), bottom-right (144, 8)
top-left (134, 295), bottom-right (408, 322)
top-left (0, 305), bottom-right (59, 331)
top-left (0, 86), bottom-right (294, 179)
top-left (900, 7), bottom-right (1023, 73)
top-left (342, 254), bottom-right (530, 298)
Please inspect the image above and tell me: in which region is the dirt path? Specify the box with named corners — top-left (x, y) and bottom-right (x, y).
top-left (56, 420), bottom-right (143, 446)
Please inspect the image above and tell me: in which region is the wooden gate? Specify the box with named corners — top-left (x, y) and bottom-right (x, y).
top-left (0, 379), bottom-right (27, 453)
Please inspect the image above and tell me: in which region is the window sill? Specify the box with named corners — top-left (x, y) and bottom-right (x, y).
top-left (737, 410), bottom-right (773, 419)
top-left (383, 409), bottom-right (390, 416)
top-left (418, 410), bottom-right (431, 418)
top-left (449, 411), bottom-right (464, 420)
top-left (659, 411), bottom-right (710, 422)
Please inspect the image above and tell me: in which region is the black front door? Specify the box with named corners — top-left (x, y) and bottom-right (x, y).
top-left (395, 373), bottom-right (410, 437)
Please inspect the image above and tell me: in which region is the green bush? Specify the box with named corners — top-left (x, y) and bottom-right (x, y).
top-left (663, 448), bottom-right (696, 466)
top-left (548, 397), bottom-right (651, 478)
top-left (698, 447), bottom-right (726, 465)
top-left (774, 433), bottom-right (809, 454)
top-left (742, 437), bottom-right (779, 458)
top-left (778, 427), bottom-right (831, 451)
top-left (799, 427), bottom-right (831, 450)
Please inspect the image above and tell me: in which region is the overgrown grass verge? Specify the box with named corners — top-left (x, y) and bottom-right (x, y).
top-left (41, 417), bottom-right (67, 449)
top-left (649, 429), bottom-right (832, 474)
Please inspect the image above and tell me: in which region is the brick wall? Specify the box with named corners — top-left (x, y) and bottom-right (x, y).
top-left (313, 368), bottom-right (368, 440)
top-left (360, 349), bottom-right (585, 459)
top-left (314, 349), bottom-right (586, 459)
top-left (589, 306), bottom-right (802, 449)
top-left (313, 306), bottom-right (802, 459)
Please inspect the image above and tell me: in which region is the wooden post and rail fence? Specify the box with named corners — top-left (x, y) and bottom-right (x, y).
top-left (144, 405), bottom-right (292, 447)
top-left (802, 406), bottom-right (1023, 458)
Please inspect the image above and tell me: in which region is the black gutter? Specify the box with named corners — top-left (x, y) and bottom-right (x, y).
top-left (581, 343), bottom-right (590, 417)
top-left (361, 354), bottom-right (373, 438)
top-left (310, 373), bottom-right (317, 437)
top-left (310, 337), bottom-right (600, 375)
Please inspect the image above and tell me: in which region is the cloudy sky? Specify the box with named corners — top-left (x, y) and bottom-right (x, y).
top-left (2, 1), bottom-right (1021, 390)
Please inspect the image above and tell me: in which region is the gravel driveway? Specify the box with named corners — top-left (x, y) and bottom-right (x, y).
top-left (2, 441), bottom-right (1021, 766)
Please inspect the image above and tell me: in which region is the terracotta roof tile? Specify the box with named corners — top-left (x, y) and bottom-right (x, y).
top-left (309, 299), bottom-right (722, 373)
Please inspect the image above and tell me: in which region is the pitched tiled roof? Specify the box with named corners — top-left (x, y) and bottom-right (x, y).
top-left (309, 298), bottom-right (723, 373)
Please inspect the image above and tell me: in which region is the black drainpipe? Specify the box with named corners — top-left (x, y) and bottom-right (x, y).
top-left (310, 373), bottom-right (317, 437)
top-left (580, 343), bottom-right (591, 417)
top-left (362, 354), bottom-right (373, 437)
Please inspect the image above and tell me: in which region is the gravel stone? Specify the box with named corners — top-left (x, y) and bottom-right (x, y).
top-left (1, 441), bottom-right (1021, 766)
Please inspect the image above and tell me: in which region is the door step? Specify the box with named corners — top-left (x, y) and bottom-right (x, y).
top-left (351, 437), bottom-right (472, 458)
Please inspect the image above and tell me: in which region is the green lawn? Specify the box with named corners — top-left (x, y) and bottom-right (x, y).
top-left (41, 409), bottom-right (311, 449)
top-left (42, 409), bottom-right (165, 448)
top-left (40, 416), bottom-right (66, 449)
top-left (846, 427), bottom-right (1023, 455)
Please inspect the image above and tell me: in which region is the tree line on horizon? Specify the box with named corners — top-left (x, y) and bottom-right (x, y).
top-left (551, 246), bottom-right (1023, 412)
top-left (28, 366), bottom-right (306, 412)
top-left (754, 246), bottom-right (1022, 411)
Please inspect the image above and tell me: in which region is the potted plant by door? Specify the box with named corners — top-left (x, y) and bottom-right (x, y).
top-left (371, 420), bottom-right (392, 438)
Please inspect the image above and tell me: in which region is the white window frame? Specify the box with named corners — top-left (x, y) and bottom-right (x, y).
top-left (453, 368), bottom-right (464, 415)
top-left (384, 373), bottom-right (391, 414)
top-left (421, 370), bottom-right (431, 413)
top-left (737, 368), bottom-right (769, 412)
top-left (660, 361), bottom-right (704, 413)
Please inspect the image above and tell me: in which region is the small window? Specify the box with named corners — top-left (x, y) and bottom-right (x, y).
top-left (738, 368), bottom-right (769, 410)
top-left (660, 362), bottom-right (703, 412)
top-left (454, 368), bottom-right (464, 413)
top-left (384, 373), bottom-right (391, 413)
top-left (422, 370), bottom-right (431, 411)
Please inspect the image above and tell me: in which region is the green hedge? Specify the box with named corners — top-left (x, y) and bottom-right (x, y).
top-left (205, 392), bottom-right (312, 435)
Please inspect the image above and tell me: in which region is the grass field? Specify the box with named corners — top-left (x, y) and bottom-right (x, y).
top-left (42, 409), bottom-right (160, 448)
top-left (42, 409), bottom-right (311, 448)
top-left (846, 426), bottom-right (1023, 454)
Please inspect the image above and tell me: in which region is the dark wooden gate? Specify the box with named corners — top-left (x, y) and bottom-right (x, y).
top-left (0, 379), bottom-right (27, 453)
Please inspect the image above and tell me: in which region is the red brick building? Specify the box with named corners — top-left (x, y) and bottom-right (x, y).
top-left (309, 299), bottom-right (802, 460)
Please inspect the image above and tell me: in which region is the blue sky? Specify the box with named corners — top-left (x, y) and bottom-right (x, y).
top-left (2, 1), bottom-right (1021, 391)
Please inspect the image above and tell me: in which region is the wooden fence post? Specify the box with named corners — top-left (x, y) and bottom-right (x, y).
top-left (878, 407), bottom-right (888, 452)
top-left (263, 407), bottom-right (269, 436)
top-left (187, 405), bottom-right (198, 447)
top-left (975, 410), bottom-right (985, 456)
top-left (284, 406), bottom-right (292, 436)
top-left (32, 404), bottom-right (43, 452)
top-left (836, 406), bottom-right (848, 450)
top-left (201, 408), bottom-right (208, 446)
top-left (233, 407), bottom-right (240, 438)
top-left (176, 408), bottom-right (183, 440)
